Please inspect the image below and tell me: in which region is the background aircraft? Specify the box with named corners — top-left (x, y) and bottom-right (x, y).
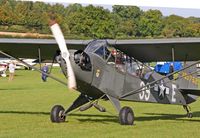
top-left (0, 58), bottom-right (37, 70)
top-left (0, 62), bottom-right (7, 77)
top-left (0, 23), bottom-right (200, 125)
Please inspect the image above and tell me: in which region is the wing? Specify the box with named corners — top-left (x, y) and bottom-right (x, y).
top-left (108, 38), bottom-right (200, 62)
top-left (1, 38), bottom-right (200, 62)
top-left (0, 38), bottom-right (90, 59)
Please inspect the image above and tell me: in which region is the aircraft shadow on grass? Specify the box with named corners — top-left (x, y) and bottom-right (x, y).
top-left (0, 88), bottom-right (28, 91)
top-left (0, 110), bottom-right (49, 115)
top-left (70, 113), bottom-right (118, 124)
top-left (0, 110), bottom-right (118, 124)
top-left (0, 111), bottom-right (115, 118)
top-left (137, 111), bottom-right (200, 122)
top-left (73, 112), bottom-right (200, 123)
top-left (1, 110), bottom-right (200, 123)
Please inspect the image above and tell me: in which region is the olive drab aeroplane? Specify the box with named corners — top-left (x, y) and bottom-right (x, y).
top-left (0, 22), bottom-right (200, 125)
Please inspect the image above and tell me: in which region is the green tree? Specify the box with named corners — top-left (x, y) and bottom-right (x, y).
top-left (0, 0), bottom-right (17, 25)
top-left (116, 19), bottom-right (137, 38)
top-left (112, 5), bottom-right (142, 20)
top-left (184, 23), bottom-right (200, 37)
top-left (14, 1), bottom-right (33, 25)
top-left (67, 5), bottom-right (115, 38)
top-left (0, 0), bottom-right (200, 39)
top-left (138, 10), bottom-right (164, 37)
top-left (112, 5), bottom-right (142, 38)
top-left (162, 15), bottom-right (191, 37)
top-left (65, 3), bottom-right (83, 16)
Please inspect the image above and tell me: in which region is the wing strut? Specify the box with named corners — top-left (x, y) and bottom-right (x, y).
top-left (0, 50), bottom-right (68, 87)
top-left (38, 47), bottom-right (42, 69)
top-left (172, 47), bottom-right (175, 62)
top-left (128, 69), bottom-right (200, 97)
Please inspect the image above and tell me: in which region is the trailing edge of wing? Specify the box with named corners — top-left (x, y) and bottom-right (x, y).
top-left (107, 38), bottom-right (200, 62)
top-left (0, 38), bottom-right (90, 59)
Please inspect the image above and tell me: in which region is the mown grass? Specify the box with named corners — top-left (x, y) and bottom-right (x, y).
top-left (0, 69), bottom-right (200, 138)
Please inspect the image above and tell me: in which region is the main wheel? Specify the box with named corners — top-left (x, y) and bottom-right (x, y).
top-left (50, 105), bottom-right (66, 123)
top-left (119, 106), bottom-right (134, 125)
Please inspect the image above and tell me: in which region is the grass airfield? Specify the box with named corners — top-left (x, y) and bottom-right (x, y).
top-left (0, 69), bottom-right (200, 138)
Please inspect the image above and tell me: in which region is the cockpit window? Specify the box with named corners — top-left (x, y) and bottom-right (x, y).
top-left (74, 50), bottom-right (92, 71)
top-left (95, 46), bottom-right (104, 58)
top-left (104, 47), bottom-right (110, 59)
top-left (85, 40), bottom-right (105, 53)
top-left (95, 46), bottom-right (111, 60)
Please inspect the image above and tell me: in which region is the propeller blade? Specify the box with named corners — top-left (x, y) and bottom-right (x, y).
top-left (50, 21), bottom-right (76, 89)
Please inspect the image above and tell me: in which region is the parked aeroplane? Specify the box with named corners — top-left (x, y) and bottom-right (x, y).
top-left (0, 58), bottom-right (37, 70)
top-left (0, 22), bottom-right (200, 125)
top-left (0, 62), bottom-right (7, 77)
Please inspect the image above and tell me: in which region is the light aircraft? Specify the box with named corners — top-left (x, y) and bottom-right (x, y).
top-left (0, 22), bottom-right (200, 125)
top-left (0, 62), bottom-right (7, 77)
top-left (0, 58), bottom-right (37, 70)
top-left (17, 58), bottom-right (37, 70)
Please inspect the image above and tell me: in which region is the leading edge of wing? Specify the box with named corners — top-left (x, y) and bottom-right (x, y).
top-left (0, 38), bottom-right (90, 45)
top-left (0, 38), bottom-right (90, 59)
top-left (107, 38), bottom-right (200, 62)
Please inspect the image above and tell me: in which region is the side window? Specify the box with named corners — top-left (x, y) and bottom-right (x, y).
top-left (74, 50), bottom-right (92, 71)
top-left (79, 52), bottom-right (92, 71)
top-left (126, 58), bottom-right (139, 76)
top-left (74, 50), bottom-right (83, 64)
top-left (126, 58), bottom-right (152, 78)
top-left (95, 46), bottom-right (111, 60)
top-left (107, 48), bottom-right (116, 65)
top-left (95, 46), bottom-right (104, 59)
top-left (104, 47), bottom-right (110, 59)
top-left (115, 51), bottom-right (126, 73)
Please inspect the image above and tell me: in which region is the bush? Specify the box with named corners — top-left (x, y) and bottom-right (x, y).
top-left (8, 25), bottom-right (28, 33)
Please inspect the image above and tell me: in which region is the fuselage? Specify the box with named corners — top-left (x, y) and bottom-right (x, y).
top-left (65, 40), bottom-right (198, 105)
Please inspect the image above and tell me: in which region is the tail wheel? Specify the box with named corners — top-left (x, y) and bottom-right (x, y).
top-left (119, 106), bottom-right (134, 125)
top-left (50, 105), bottom-right (66, 123)
top-left (187, 113), bottom-right (193, 118)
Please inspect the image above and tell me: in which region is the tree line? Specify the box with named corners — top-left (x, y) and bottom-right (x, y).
top-left (0, 0), bottom-right (200, 39)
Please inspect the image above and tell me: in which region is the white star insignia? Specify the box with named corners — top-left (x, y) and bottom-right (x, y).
top-left (159, 84), bottom-right (165, 98)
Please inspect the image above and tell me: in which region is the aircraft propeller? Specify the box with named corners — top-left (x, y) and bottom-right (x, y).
top-left (50, 20), bottom-right (77, 89)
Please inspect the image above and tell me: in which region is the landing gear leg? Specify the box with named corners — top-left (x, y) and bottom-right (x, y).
top-left (50, 94), bottom-right (90, 123)
top-left (107, 95), bottom-right (134, 125)
top-left (183, 105), bottom-right (193, 118)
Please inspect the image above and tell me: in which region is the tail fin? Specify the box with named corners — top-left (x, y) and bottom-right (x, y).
top-left (176, 62), bottom-right (199, 89)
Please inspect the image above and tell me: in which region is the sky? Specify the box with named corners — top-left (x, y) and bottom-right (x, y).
top-left (23, 0), bottom-right (200, 17)
top-left (140, 7), bottom-right (200, 18)
top-left (80, 4), bottom-right (200, 18)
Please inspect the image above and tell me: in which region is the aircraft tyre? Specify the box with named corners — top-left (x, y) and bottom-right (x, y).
top-left (187, 113), bottom-right (193, 118)
top-left (50, 105), bottom-right (66, 123)
top-left (119, 106), bottom-right (134, 125)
